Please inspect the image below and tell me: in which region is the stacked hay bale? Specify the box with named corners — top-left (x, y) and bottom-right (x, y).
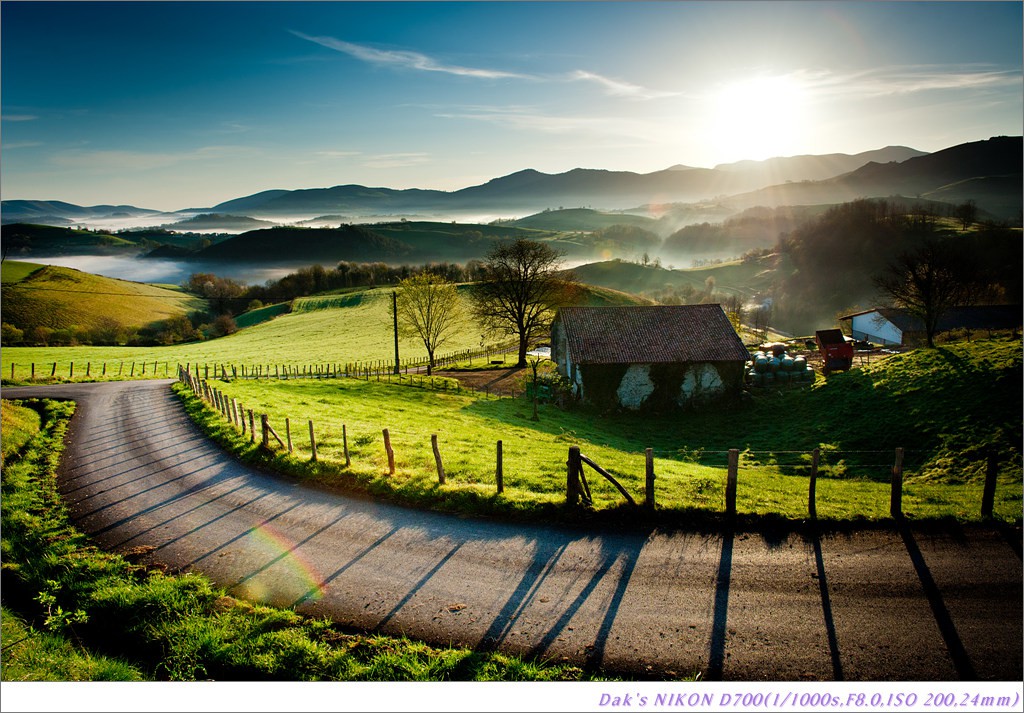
top-left (747, 344), bottom-right (814, 386)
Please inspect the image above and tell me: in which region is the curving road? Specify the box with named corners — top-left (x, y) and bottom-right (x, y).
top-left (3, 380), bottom-right (1021, 681)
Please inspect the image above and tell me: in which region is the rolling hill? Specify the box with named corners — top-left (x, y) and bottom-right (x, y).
top-left (727, 136), bottom-right (1022, 220)
top-left (1, 261), bottom-right (206, 338)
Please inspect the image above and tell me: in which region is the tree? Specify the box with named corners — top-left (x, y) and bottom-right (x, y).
top-left (395, 273), bottom-right (462, 375)
top-left (873, 239), bottom-right (979, 348)
top-left (954, 199), bottom-right (978, 231)
top-left (470, 239), bottom-right (576, 367)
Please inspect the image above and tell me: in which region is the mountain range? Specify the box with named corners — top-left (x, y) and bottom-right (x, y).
top-left (2, 138), bottom-right (1019, 229)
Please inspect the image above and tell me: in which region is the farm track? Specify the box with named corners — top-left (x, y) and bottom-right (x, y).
top-left (3, 379), bottom-right (1022, 681)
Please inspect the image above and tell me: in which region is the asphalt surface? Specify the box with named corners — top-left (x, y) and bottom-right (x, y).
top-left (3, 379), bottom-right (1021, 681)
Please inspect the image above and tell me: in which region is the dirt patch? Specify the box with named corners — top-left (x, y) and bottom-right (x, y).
top-left (434, 367), bottom-right (528, 396)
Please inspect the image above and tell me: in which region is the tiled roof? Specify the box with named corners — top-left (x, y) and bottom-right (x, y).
top-left (555, 305), bottom-right (749, 365)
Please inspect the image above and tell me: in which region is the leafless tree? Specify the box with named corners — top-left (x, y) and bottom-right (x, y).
top-left (470, 239), bottom-right (576, 367)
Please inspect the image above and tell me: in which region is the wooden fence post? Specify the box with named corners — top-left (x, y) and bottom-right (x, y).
top-left (981, 450), bottom-right (999, 519)
top-left (52, 362), bottom-right (57, 377)
top-left (566, 446), bottom-right (581, 505)
top-left (10, 363), bottom-right (14, 380)
top-left (726, 449), bottom-right (739, 517)
top-left (808, 447), bottom-right (820, 519)
top-left (286, 418), bottom-right (293, 454)
top-left (248, 410), bottom-right (256, 443)
top-left (309, 420), bottom-right (317, 462)
top-left (382, 428), bottom-right (395, 475)
top-left (70, 362), bottom-right (74, 378)
top-left (261, 414), bottom-right (270, 449)
top-left (31, 363), bottom-right (35, 380)
top-left (86, 362), bottom-right (91, 377)
top-left (890, 447), bottom-right (904, 519)
top-left (496, 440), bottom-right (504, 494)
top-left (645, 448), bottom-right (655, 511)
top-left (342, 424), bottom-right (350, 466)
top-left (432, 434), bottom-right (445, 485)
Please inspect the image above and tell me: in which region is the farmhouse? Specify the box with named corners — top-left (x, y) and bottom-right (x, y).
top-left (550, 304), bottom-right (749, 411)
top-left (841, 305), bottom-right (1021, 346)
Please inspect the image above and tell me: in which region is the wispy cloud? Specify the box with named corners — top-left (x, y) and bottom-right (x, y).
top-left (362, 152), bottom-right (431, 169)
top-left (291, 30), bottom-right (528, 79)
top-left (567, 70), bottom-right (678, 100)
top-left (2, 114), bottom-right (38, 122)
top-left (792, 66), bottom-right (1020, 99)
top-left (291, 31), bottom-right (676, 101)
top-left (3, 141), bottom-right (43, 149)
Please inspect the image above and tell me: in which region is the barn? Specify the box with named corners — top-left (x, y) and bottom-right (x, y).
top-left (841, 305), bottom-right (1022, 346)
top-left (550, 304), bottom-right (750, 411)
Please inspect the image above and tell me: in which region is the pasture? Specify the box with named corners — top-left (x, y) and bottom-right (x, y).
top-left (178, 337), bottom-right (1022, 525)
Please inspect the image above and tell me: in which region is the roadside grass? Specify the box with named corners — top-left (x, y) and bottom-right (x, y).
top-left (1, 400), bottom-right (41, 464)
top-left (176, 338), bottom-right (1022, 525)
top-left (0, 397), bottom-right (610, 682)
top-left (0, 608), bottom-right (145, 681)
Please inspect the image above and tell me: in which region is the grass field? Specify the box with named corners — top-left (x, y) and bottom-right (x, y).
top-left (1, 261), bottom-right (206, 334)
top-left (177, 338), bottom-right (1022, 525)
top-left (1, 284), bottom-right (646, 382)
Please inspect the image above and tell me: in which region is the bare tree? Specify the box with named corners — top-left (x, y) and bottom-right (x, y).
top-left (873, 239), bottom-right (978, 348)
top-left (395, 273), bottom-right (462, 375)
top-left (470, 239), bottom-right (576, 367)
top-left (954, 199), bottom-right (978, 231)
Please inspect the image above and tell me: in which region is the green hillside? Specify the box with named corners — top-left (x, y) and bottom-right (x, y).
top-left (1, 223), bottom-right (141, 257)
top-left (572, 255), bottom-right (781, 301)
top-left (509, 208), bottom-right (657, 232)
top-left (2, 282), bottom-right (649, 375)
top-left (1, 262), bottom-right (206, 337)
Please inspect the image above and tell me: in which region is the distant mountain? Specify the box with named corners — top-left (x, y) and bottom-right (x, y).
top-left (712, 146), bottom-right (927, 183)
top-left (1, 199), bottom-right (162, 225)
top-left (206, 144), bottom-right (938, 218)
top-left (727, 136), bottom-right (1022, 220)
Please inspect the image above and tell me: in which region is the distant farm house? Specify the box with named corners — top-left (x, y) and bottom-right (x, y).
top-left (551, 305), bottom-right (749, 411)
top-left (841, 305), bottom-right (1022, 347)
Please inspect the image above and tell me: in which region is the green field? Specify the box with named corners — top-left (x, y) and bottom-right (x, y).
top-left (1, 261), bottom-right (206, 335)
top-left (178, 338), bottom-right (1022, 524)
top-left (1, 284), bottom-right (646, 381)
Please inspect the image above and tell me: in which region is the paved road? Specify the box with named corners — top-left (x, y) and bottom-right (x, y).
top-left (3, 380), bottom-right (1021, 681)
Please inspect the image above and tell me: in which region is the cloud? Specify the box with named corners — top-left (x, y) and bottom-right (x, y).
top-left (2, 114), bottom-right (38, 122)
top-left (291, 31), bottom-right (680, 102)
top-left (362, 152), bottom-right (431, 169)
top-left (568, 70), bottom-right (678, 100)
top-left (793, 66), bottom-right (1021, 99)
top-left (3, 141), bottom-right (43, 149)
top-left (291, 31), bottom-right (529, 80)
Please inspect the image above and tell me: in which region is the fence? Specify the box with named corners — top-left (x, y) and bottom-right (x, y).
top-left (178, 365), bottom-right (1011, 522)
top-left (5, 340), bottom-right (521, 387)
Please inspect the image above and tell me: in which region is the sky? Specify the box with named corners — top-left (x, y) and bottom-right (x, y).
top-left (1, 1), bottom-right (1021, 211)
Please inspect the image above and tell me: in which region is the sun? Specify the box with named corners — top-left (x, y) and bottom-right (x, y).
top-left (708, 75), bottom-right (810, 162)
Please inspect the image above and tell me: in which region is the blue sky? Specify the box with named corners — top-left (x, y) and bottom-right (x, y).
top-left (2, 1), bottom-right (1021, 210)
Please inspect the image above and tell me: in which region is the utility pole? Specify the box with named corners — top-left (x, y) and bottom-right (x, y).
top-left (392, 291), bottom-right (400, 374)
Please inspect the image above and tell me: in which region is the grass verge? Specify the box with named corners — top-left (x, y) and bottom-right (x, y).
top-left (0, 398), bottom-right (606, 682)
